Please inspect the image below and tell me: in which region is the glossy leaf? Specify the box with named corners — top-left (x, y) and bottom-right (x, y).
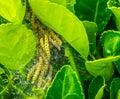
top-left (0, 23), bottom-right (36, 70)
top-left (107, 0), bottom-right (120, 30)
top-left (0, 68), bottom-right (4, 74)
top-left (88, 76), bottom-right (105, 99)
top-left (100, 30), bottom-right (120, 73)
top-left (83, 21), bottom-right (98, 54)
top-left (0, 0), bottom-right (26, 24)
top-left (29, 0), bottom-right (89, 60)
top-left (110, 78), bottom-right (120, 99)
top-left (45, 65), bottom-right (85, 99)
top-left (85, 56), bottom-right (120, 81)
top-left (75, 0), bottom-right (112, 33)
top-left (117, 89), bottom-right (120, 99)
top-left (48, 0), bottom-right (76, 13)
top-left (115, 59), bottom-right (120, 74)
top-left (100, 30), bottom-right (120, 57)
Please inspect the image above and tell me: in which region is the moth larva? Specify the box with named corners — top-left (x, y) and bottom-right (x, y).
top-left (32, 57), bottom-right (43, 84)
top-left (27, 64), bottom-right (37, 81)
top-left (44, 34), bottom-right (50, 60)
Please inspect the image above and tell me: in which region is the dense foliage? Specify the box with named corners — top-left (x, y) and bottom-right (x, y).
top-left (0, 0), bottom-right (120, 99)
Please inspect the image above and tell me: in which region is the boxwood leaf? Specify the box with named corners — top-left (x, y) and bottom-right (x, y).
top-left (0, 68), bottom-right (4, 74)
top-left (100, 30), bottom-right (120, 73)
top-left (110, 78), bottom-right (120, 99)
top-left (0, 0), bottom-right (26, 24)
top-left (0, 23), bottom-right (36, 70)
top-left (100, 30), bottom-right (120, 57)
top-left (29, 0), bottom-right (89, 60)
top-left (85, 56), bottom-right (120, 81)
top-left (48, 0), bottom-right (76, 13)
top-left (107, 0), bottom-right (120, 30)
top-left (45, 65), bottom-right (85, 99)
top-left (115, 59), bottom-right (120, 74)
top-left (82, 21), bottom-right (98, 54)
top-left (117, 89), bottom-right (120, 99)
top-left (88, 76), bottom-right (105, 99)
top-left (75, 0), bottom-right (112, 33)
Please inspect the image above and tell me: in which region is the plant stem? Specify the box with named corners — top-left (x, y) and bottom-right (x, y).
top-left (64, 43), bottom-right (80, 78)
top-left (0, 74), bottom-right (12, 95)
top-left (89, 53), bottom-right (96, 60)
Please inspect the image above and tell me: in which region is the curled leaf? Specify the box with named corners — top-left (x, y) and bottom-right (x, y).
top-left (86, 56), bottom-right (120, 81)
top-left (100, 30), bottom-right (120, 73)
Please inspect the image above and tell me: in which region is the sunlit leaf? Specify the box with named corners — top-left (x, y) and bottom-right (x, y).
top-left (0, 0), bottom-right (26, 24)
top-left (0, 23), bottom-right (36, 70)
top-left (48, 0), bottom-right (76, 13)
top-left (29, 0), bottom-right (89, 60)
top-left (85, 56), bottom-right (120, 81)
top-left (100, 30), bottom-right (120, 73)
top-left (117, 89), bottom-right (120, 99)
top-left (45, 65), bottom-right (85, 99)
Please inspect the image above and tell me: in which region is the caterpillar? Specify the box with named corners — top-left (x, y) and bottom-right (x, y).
top-left (37, 63), bottom-right (49, 88)
top-left (32, 57), bottom-right (43, 84)
top-left (49, 35), bottom-right (61, 50)
top-left (48, 29), bottom-right (62, 50)
top-left (41, 65), bottom-right (53, 90)
top-left (44, 34), bottom-right (51, 60)
top-left (27, 64), bottom-right (37, 81)
top-left (49, 30), bottom-right (62, 46)
top-left (40, 37), bottom-right (44, 50)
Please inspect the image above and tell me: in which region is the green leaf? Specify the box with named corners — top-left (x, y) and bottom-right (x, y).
top-left (75, 0), bottom-right (112, 33)
top-left (88, 76), bottom-right (105, 99)
top-left (100, 30), bottom-right (120, 73)
top-left (115, 59), bottom-right (120, 74)
top-left (0, 23), bottom-right (36, 70)
top-left (45, 65), bottom-right (85, 99)
top-left (85, 56), bottom-right (120, 81)
top-left (110, 78), bottom-right (120, 99)
top-left (0, 73), bottom-right (12, 97)
top-left (82, 21), bottom-right (98, 54)
top-left (117, 89), bottom-right (120, 99)
top-left (29, 0), bottom-right (89, 60)
top-left (0, 0), bottom-right (26, 24)
top-left (107, 0), bottom-right (120, 30)
top-left (0, 68), bottom-right (4, 74)
top-left (48, 0), bottom-right (76, 13)
top-left (100, 30), bottom-right (120, 57)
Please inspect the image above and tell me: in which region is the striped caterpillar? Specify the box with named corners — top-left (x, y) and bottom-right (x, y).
top-left (27, 15), bottom-right (62, 89)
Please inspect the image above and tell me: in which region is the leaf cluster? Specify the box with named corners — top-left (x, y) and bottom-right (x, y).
top-left (1, 0), bottom-right (120, 99)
